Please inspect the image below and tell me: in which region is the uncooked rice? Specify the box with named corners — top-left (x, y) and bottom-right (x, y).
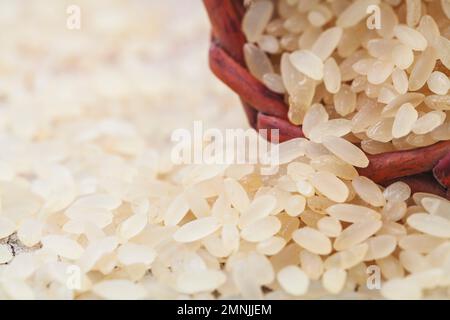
top-left (0, 0), bottom-right (449, 301)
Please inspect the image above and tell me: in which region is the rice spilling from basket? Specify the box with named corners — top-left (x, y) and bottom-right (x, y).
top-left (243, 0), bottom-right (450, 154)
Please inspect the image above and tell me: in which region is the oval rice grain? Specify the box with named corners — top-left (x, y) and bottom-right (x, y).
top-left (407, 213), bottom-right (450, 238)
top-left (394, 25), bottom-right (428, 51)
top-left (299, 250), bottom-right (324, 280)
top-left (352, 176), bottom-right (386, 207)
top-left (117, 243), bottom-right (156, 266)
top-left (17, 218), bottom-right (44, 247)
top-left (224, 178), bottom-right (250, 213)
top-left (263, 73), bottom-right (286, 94)
top-left (392, 103), bottom-right (418, 138)
top-left (118, 213), bottom-right (148, 240)
top-left (257, 236), bottom-right (286, 256)
top-left (364, 235), bottom-right (397, 260)
top-left (322, 268), bottom-right (347, 294)
top-left (336, 0), bottom-right (381, 28)
top-left (242, 0), bottom-right (274, 43)
top-left (421, 197), bottom-right (450, 220)
top-left (310, 171), bottom-right (349, 203)
top-left (241, 216), bottom-right (281, 242)
top-left (399, 234), bottom-right (445, 254)
top-left (399, 250), bottom-right (430, 273)
top-left (173, 217), bottom-right (221, 243)
top-left (322, 136), bottom-right (369, 168)
top-left (310, 155), bottom-right (359, 180)
top-left (413, 111), bottom-right (446, 134)
top-left (376, 256), bottom-right (405, 280)
top-left (309, 119), bottom-right (353, 143)
top-left (239, 195), bottom-right (277, 228)
top-left (323, 58), bottom-right (341, 94)
top-left (409, 47), bottom-right (437, 91)
top-left (381, 279), bottom-right (422, 300)
top-left (326, 204), bottom-right (381, 223)
top-left (285, 195), bottom-right (306, 217)
top-left (176, 270), bottom-right (226, 294)
top-left (324, 243), bottom-right (368, 270)
top-left (311, 27), bottom-right (343, 60)
top-left (392, 68), bottom-right (409, 94)
top-left (334, 85), bottom-right (357, 116)
top-left (302, 103), bottom-right (329, 138)
top-left (334, 220), bottom-right (383, 251)
top-left (392, 44), bottom-right (414, 70)
top-left (41, 235), bottom-right (84, 260)
top-left (383, 181), bottom-right (411, 203)
top-left (317, 217), bottom-right (342, 238)
top-left (244, 43), bottom-right (274, 81)
top-left (367, 60), bottom-right (395, 85)
top-left (289, 50), bottom-right (324, 80)
top-left (427, 71), bottom-right (449, 95)
top-left (164, 194), bottom-right (190, 226)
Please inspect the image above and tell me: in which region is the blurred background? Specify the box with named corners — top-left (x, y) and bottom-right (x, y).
top-left (0, 0), bottom-right (247, 164)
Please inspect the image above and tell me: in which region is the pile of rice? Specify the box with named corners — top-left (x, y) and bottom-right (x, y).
top-left (243, 0), bottom-right (449, 154)
top-left (0, 0), bottom-right (450, 300)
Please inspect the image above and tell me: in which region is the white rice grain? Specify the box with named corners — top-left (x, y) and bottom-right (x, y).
top-left (352, 176), bottom-right (386, 207)
top-left (289, 50), bottom-right (324, 80)
top-left (277, 265), bottom-right (310, 296)
top-left (427, 71), bottom-right (450, 95)
top-left (241, 216), bottom-right (281, 242)
top-left (407, 213), bottom-right (450, 238)
top-left (310, 171), bottom-right (349, 203)
top-left (394, 25), bottom-right (428, 51)
top-left (293, 227), bottom-right (332, 255)
top-left (326, 204), bottom-right (381, 223)
top-left (322, 136), bottom-right (369, 168)
top-left (392, 103), bottom-right (418, 138)
top-left (334, 220), bottom-right (383, 251)
top-left (242, 0), bottom-right (274, 43)
top-left (322, 268), bottom-right (347, 294)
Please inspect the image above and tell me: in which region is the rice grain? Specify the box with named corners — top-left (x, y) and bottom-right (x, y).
top-left (334, 220), bottom-right (383, 251)
top-left (293, 227), bottom-right (332, 255)
top-left (173, 217), bottom-right (221, 243)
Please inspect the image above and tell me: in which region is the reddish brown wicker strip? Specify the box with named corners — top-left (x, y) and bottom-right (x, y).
top-left (434, 152), bottom-right (450, 189)
top-left (257, 113), bottom-right (304, 142)
top-left (203, 0), bottom-right (246, 65)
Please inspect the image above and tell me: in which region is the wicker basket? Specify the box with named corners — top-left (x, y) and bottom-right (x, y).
top-left (203, 0), bottom-right (450, 199)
